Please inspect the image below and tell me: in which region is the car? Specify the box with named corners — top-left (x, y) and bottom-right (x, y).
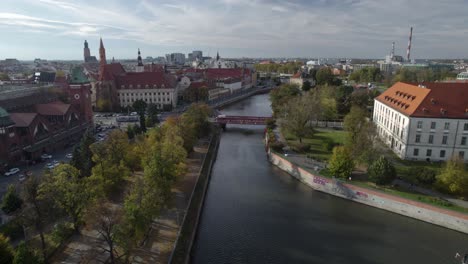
top-left (130, 112), bottom-right (138, 116)
top-left (65, 153), bottom-right (73, 159)
top-left (41, 154), bottom-right (52, 159)
top-left (45, 163), bottom-right (54, 169)
top-left (18, 174), bottom-right (26, 182)
top-left (52, 160), bottom-right (59, 165)
top-left (95, 114), bottom-right (102, 117)
top-left (4, 168), bottom-right (20, 176)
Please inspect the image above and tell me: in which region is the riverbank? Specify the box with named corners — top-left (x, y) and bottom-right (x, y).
top-left (267, 149), bottom-right (468, 234)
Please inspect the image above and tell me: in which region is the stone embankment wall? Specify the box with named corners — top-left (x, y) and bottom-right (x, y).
top-left (268, 150), bottom-right (468, 234)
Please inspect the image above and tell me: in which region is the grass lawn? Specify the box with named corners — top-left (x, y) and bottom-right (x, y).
top-left (282, 128), bottom-right (348, 161)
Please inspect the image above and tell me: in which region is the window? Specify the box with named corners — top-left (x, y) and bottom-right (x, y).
top-left (464, 123), bottom-right (468, 131)
top-left (444, 122), bottom-right (450, 130)
top-left (462, 137), bottom-right (467, 146)
top-left (460, 151), bottom-right (465, 159)
top-left (415, 134), bottom-right (421, 143)
top-left (430, 122), bottom-right (436, 129)
top-left (0, 127), bottom-right (5, 134)
top-left (442, 136), bottom-right (448, 145)
top-left (440, 150), bottom-right (446, 158)
top-left (428, 135), bottom-right (434, 144)
top-left (413, 148), bottom-right (419, 156)
top-left (417, 121), bottom-right (422, 129)
top-left (426, 149), bottom-right (432, 157)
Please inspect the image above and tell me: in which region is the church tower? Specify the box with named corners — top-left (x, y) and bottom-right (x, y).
top-left (83, 40), bottom-right (91, 62)
top-left (99, 38), bottom-right (107, 67)
top-left (136, 48), bottom-right (144, 72)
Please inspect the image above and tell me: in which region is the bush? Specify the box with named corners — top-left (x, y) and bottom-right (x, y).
top-left (321, 138), bottom-right (336, 151)
top-left (291, 142), bottom-right (310, 153)
top-left (266, 118), bottom-right (277, 129)
top-left (1, 185), bottom-right (23, 214)
top-left (269, 141), bottom-right (285, 152)
top-left (328, 146), bottom-right (354, 179)
top-left (0, 219), bottom-right (24, 241)
top-left (413, 167), bottom-right (436, 185)
top-left (50, 222), bottom-right (74, 246)
top-left (368, 156), bottom-right (396, 185)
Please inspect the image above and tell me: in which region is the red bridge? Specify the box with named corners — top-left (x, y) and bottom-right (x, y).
top-left (215, 115), bottom-right (271, 125)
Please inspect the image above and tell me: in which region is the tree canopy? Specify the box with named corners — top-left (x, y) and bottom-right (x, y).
top-left (368, 156), bottom-right (396, 185)
top-left (436, 157), bottom-right (468, 198)
top-left (328, 146), bottom-right (354, 179)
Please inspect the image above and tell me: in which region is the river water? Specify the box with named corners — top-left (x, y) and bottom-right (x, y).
top-left (191, 94), bottom-right (467, 264)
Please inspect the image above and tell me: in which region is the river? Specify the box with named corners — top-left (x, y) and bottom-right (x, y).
top-left (191, 94), bottom-right (468, 264)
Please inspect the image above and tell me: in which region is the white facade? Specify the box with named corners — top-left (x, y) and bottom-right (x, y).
top-left (373, 100), bottom-right (468, 162)
top-left (117, 88), bottom-right (177, 109)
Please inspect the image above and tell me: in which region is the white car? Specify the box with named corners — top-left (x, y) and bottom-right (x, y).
top-left (130, 112), bottom-right (138, 116)
top-left (18, 174), bottom-right (26, 182)
top-left (4, 168), bottom-right (20, 176)
top-left (41, 154), bottom-right (52, 159)
top-left (65, 153), bottom-right (73, 159)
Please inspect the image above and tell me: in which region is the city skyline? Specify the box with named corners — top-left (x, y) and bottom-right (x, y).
top-left (1, 0), bottom-right (468, 60)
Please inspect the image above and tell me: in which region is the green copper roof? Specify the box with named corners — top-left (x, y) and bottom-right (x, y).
top-left (0, 107), bottom-right (8, 118)
top-left (0, 107), bottom-right (14, 127)
top-left (69, 67), bottom-right (90, 84)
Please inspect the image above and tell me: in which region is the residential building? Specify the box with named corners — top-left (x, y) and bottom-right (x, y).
top-left (165, 53), bottom-right (186, 65)
top-left (457, 72), bottom-right (468, 80)
top-left (373, 82), bottom-right (468, 162)
top-left (289, 72), bottom-right (315, 88)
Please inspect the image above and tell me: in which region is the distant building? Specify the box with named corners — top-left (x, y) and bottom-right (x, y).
top-left (166, 53), bottom-right (186, 65)
top-left (373, 82), bottom-right (468, 162)
top-left (83, 40), bottom-right (98, 63)
top-left (457, 72), bottom-right (468, 80)
top-left (290, 72), bottom-right (315, 88)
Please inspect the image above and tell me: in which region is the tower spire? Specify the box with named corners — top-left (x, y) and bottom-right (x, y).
top-left (137, 48), bottom-right (143, 66)
top-left (99, 37), bottom-right (107, 67)
top-left (216, 51), bottom-right (220, 61)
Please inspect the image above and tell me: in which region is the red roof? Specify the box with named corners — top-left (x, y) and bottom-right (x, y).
top-left (376, 82), bottom-right (468, 118)
top-left (205, 68), bottom-right (251, 80)
top-left (291, 72), bottom-right (302, 78)
top-left (36, 102), bottom-right (71, 116)
top-left (10, 113), bottom-right (37, 127)
top-left (99, 63), bottom-right (125, 81)
top-left (188, 81), bottom-right (209, 89)
top-left (116, 72), bottom-right (176, 89)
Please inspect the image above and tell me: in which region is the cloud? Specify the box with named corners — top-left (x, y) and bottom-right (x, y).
top-left (1, 0), bottom-right (468, 58)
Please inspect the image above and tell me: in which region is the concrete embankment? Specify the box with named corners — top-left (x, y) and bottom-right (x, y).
top-left (168, 129), bottom-right (221, 264)
top-left (268, 150), bottom-right (468, 234)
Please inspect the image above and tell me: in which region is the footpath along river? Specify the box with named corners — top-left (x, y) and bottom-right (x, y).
top-left (191, 94), bottom-right (468, 264)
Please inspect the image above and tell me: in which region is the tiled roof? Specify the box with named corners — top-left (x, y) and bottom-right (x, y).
top-left (205, 68), bottom-right (251, 80)
top-left (188, 81), bottom-right (209, 89)
top-left (376, 82), bottom-right (468, 118)
top-left (292, 72), bottom-right (302, 78)
top-left (10, 113), bottom-right (37, 127)
top-left (98, 63), bottom-right (126, 81)
top-left (36, 102), bottom-right (71, 116)
top-left (116, 72), bottom-right (177, 89)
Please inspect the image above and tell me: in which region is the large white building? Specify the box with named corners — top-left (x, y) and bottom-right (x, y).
top-left (373, 82), bottom-right (468, 162)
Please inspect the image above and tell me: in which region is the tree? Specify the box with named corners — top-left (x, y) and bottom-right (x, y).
top-left (344, 106), bottom-right (377, 165)
top-left (0, 233), bottom-right (14, 264)
top-left (368, 156), bottom-right (396, 185)
top-left (13, 242), bottom-right (42, 264)
top-left (71, 129), bottom-right (95, 177)
top-left (270, 83), bottom-right (301, 114)
top-left (40, 164), bottom-right (92, 231)
top-left (344, 106), bottom-right (368, 144)
top-left (302, 80), bottom-right (312, 91)
top-left (328, 146), bottom-right (354, 179)
top-left (436, 157), bottom-right (468, 198)
top-left (185, 86), bottom-right (209, 102)
top-left (281, 92), bottom-right (320, 143)
top-left (316, 67), bottom-right (333, 85)
top-left (132, 99), bottom-right (147, 132)
top-left (145, 103), bottom-right (159, 127)
top-left (317, 86), bottom-right (338, 120)
top-left (1, 184), bottom-right (23, 214)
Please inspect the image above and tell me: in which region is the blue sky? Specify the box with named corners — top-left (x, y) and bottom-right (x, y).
top-left (1, 0), bottom-right (467, 60)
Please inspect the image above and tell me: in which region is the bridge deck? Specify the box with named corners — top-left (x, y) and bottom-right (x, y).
top-left (215, 115), bottom-right (271, 125)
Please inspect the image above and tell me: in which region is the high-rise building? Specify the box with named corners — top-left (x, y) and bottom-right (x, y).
top-left (165, 53), bottom-right (185, 65)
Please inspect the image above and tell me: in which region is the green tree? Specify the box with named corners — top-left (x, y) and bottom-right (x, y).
top-left (436, 157), bottom-right (468, 198)
top-left (71, 129), bottom-right (95, 177)
top-left (368, 156), bottom-right (396, 185)
top-left (344, 106), bottom-right (377, 165)
top-left (328, 146), bottom-right (354, 179)
top-left (281, 92), bottom-right (320, 143)
top-left (132, 99), bottom-right (147, 132)
top-left (0, 233), bottom-right (14, 264)
top-left (269, 84), bottom-right (301, 114)
top-left (344, 106), bottom-right (368, 144)
top-left (301, 80), bottom-right (312, 91)
top-left (13, 242), bottom-right (42, 264)
top-left (317, 86), bottom-right (338, 120)
top-left (145, 103), bottom-right (159, 127)
top-left (40, 164), bottom-right (92, 231)
top-left (1, 185), bottom-right (23, 214)
top-left (316, 67), bottom-right (333, 85)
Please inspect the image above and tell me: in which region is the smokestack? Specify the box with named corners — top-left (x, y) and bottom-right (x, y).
top-left (391, 42), bottom-right (395, 59)
top-left (407, 27), bottom-right (413, 62)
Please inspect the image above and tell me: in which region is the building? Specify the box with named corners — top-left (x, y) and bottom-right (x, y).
top-left (373, 82), bottom-right (468, 162)
top-left (93, 40), bottom-right (178, 111)
top-left (0, 69), bottom-right (93, 168)
top-left (289, 72), bottom-right (315, 88)
top-left (165, 53), bottom-right (186, 65)
top-left (83, 40), bottom-right (98, 63)
top-left (457, 72), bottom-right (468, 80)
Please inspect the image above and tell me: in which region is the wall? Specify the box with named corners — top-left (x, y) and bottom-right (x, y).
top-left (268, 151), bottom-right (468, 234)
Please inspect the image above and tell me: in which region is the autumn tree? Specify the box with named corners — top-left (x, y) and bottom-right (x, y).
top-left (269, 84), bottom-right (301, 114)
top-left (0, 233), bottom-right (14, 264)
top-left (281, 92), bottom-right (320, 143)
top-left (436, 157), bottom-right (468, 198)
top-left (344, 106), bottom-right (377, 165)
top-left (328, 146), bottom-right (354, 179)
top-left (145, 103), bottom-right (159, 127)
top-left (40, 164), bottom-right (92, 231)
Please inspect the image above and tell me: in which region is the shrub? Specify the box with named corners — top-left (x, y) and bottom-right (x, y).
top-left (0, 233), bottom-right (14, 264)
top-left (1, 185), bottom-right (23, 214)
top-left (266, 118), bottom-right (277, 129)
top-left (321, 138), bottom-right (336, 151)
top-left (415, 167), bottom-right (437, 185)
top-left (13, 241), bottom-right (43, 264)
top-left (50, 222), bottom-right (74, 246)
top-left (0, 219), bottom-right (24, 241)
top-left (368, 156), bottom-right (396, 185)
top-left (269, 142), bottom-right (285, 152)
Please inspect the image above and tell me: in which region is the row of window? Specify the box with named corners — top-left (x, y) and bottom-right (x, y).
top-left (120, 84), bottom-right (166, 89)
top-left (118, 92), bottom-right (171, 97)
top-left (413, 148), bottom-right (465, 159)
top-left (415, 134), bottom-right (467, 145)
top-left (417, 120), bottom-right (468, 131)
top-left (121, 97), bottom-right (171, 104)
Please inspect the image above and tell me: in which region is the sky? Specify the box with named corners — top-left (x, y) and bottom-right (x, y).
top-left (1, 0), bottom-right (468, 60)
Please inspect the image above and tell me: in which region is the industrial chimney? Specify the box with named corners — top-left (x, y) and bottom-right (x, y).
top-left (407, 27), bottom-right (413, 62)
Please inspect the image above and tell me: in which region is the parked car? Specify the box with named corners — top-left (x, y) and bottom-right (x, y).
top-left (65, 153), bottom-right (73, 159)
top-left (130, 112), bottom-right (138, 116)
top-left (45, 163), bottom-right (54, 169)
top-left (41, 154), bottom-right (52, 159)
top-left (4, 168), bottom-right (20, 176)
top-left (18, 174), bottom-right (26, 182)
top-left (52, 160), bottom-right (59, 166)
